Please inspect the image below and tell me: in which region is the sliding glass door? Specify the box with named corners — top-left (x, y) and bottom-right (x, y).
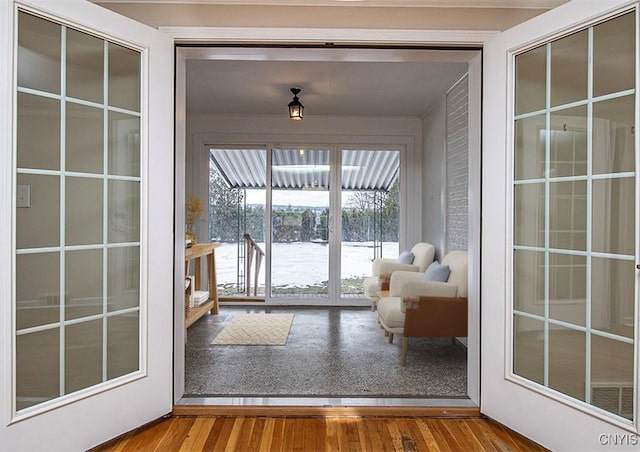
top-left (208, 148), bottom-right (267, 298)
top-left (208, 146), bottom-right (401, 304)
top-left (340, 150), bottom-right (400, 298)
top-left (271, 148), bottom-right (331, 299)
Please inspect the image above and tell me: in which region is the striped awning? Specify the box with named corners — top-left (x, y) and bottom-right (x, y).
top-left (210, 148), bottom-right (399, 191)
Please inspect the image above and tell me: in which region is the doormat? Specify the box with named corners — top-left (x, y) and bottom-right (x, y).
top-left (211, 313), bottom-right (294, 346)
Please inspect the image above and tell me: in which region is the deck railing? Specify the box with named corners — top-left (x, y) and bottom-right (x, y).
top-left (243, 233), bottom-right (265, 296)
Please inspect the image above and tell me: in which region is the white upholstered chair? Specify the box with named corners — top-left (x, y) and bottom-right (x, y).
top-left (362, 242), bottom-right (435, 310)
top-left (376, 250), bottom-right (468, 365)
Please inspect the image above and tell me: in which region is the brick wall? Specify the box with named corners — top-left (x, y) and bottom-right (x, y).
top-left (445, 74), bottom-right (469, 253)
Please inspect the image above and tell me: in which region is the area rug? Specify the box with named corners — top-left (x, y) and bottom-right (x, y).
top-left (211, 313), bottom-right (294, 346)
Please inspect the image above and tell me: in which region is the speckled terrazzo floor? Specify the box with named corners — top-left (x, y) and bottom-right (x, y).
top-left (184, 306), bottom-right (467, 398)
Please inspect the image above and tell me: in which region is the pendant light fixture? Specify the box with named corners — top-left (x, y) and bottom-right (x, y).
top-left (287, 87), bottom-right (304, 121)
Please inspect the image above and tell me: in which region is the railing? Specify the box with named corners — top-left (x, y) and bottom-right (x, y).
top-left (243, 233), bottom-right (265, 296)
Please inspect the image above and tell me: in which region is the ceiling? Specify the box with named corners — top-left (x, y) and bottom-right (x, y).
top-left (174, 1), bottom-right (568, 118)
top-left (98, 0), bottom-right (566, 8)
top-left (103, 1), bottom-right (567, 118)
top-left (185, 47), bottom-right (474, 118)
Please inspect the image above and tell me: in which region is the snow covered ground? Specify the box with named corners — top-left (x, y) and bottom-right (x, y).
top-left (215, 241), bottom-right (398, 288)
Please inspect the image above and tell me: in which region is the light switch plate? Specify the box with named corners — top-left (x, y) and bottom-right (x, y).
top-left (17, 185), bottom-right (30, 208)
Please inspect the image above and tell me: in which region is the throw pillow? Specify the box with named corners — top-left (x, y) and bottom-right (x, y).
top-left (423, 261), bottom-right (451, 282)
top-left (396, 250), bottom-right (415, 264)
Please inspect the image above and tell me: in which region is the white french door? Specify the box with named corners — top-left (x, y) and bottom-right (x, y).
top-left (483, 0), bottom-right (639, 449)
top-left (0, 0), bottom-right (173, 450)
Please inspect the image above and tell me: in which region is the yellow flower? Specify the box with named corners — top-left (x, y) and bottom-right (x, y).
top-left (185, 194), bottom-right (204, 234)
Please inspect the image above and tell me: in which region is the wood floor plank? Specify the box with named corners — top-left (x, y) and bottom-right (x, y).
top-left (355, 418), bottom-right (372, 452)
top-left (442, 419), bottom-right (483, 451)
top-left (325, 417), bottom-right (341, 452)
top-left (376, 419), bottom-right (399, 452)
top-left (289, 418), bottom-right (303, 451)
top-left (362, 418), bottom-right (390, 452)
top-left (248, 417), bottom-right (266, 451)
top-left (224, 416), bottom-right (246, 451)
top-left (334, 420), bottom-right (351, 452)
top-left (344, 418), bottom-right (362, 452)
top-left (153, 417), bottom-right (196, 451)
top-left (269, 417), bottom-right (286, 452)
top-left (92, 414), bottom-right (549, 452)
top-left (235, 417), bottom-right (257, 451)
top-left (280, 416), bottom-right (296, 451)
top-left (198, 417), bottom-right (224, 450)
top-left (385, 419), bottom-right (407, 452)
top-left (123, 418), bottom-right (171, 451)
top-left (404, 419), bottom-right (427, 452)
top-left (454, 419), bottom-right (493, 452)
top-left (426, 420), bottom-right (455, 452)
top-left (179, 417), bottom-right (215, 452)
top-left (336, 418), bottom-right (351, 451)
top-left (208, 416), bottom-right (237, 452)
top-left (303, 418), bottom-right (326, 452)
top-left (401, 418), bottom-right (430, 452)
top-left (464, 418), bottom-right (505, 452)
top-left (480, 420), bottom-right (520, 451)
top-left (414, 419), bottom-right (442, 452)
top-left (259, 418), bottom-right (276, 452)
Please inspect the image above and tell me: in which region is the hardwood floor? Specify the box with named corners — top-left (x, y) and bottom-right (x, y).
top-left (91, 413), bottom-right (546, 451)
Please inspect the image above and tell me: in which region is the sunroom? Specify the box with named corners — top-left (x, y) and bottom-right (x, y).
top-left (182, 46), bottom-right (479, 308)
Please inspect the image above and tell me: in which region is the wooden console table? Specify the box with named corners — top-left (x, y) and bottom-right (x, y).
top-left (185, 243), bottom-right (220, 331)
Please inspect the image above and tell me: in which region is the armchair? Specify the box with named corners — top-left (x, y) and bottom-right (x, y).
top-left (362, 242), bottom-right (435, 310)
top-left (376, 250), bottom-right (468, 365)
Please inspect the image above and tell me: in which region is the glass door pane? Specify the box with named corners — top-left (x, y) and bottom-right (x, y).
top-left (15, 11), bottom-right (141, 412)
top-left (208, 148), bottom-right (267, 298)
top-left (512, 11), bottom-right (636, 422)
top-left (340, 149), bottom-right (400, 298)
top-left (271, 148), bottom-right (330, 298)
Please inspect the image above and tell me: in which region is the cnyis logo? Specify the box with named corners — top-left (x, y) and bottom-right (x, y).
top-left (598, 433), bottom-right (639, 446)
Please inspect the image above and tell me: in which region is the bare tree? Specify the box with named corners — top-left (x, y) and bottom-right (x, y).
top-left (346, 191), bottom-right (377, 210)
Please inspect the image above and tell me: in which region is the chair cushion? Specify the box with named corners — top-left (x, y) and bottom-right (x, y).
top-left (371, 257), bottom-right (399, 277)
top-left (389, 271), bottom-right (424, 297)
top-left (377, 297), bottom-right (405, 329)
top-left (442, 250), bottom-right (468, 298)
top-left (423, 261), bottom-right (450, 282)
top-left (363, 276), bottom-right (381, 298)
top-left (410, 243), bottom-right (436, 272)
top-left (396, 250), bottom-right (414, 264)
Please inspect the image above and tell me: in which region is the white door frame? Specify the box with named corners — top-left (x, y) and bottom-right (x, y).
top-left (169, 27), bottom-right (486, 406)
top-left (197, 140), bottom-right (409, 307)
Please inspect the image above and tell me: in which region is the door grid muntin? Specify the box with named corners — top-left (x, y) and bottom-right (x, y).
top-left (512, 9), bottom-right (637, 423)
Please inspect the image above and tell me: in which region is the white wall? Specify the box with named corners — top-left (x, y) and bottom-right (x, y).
top-left (186, 112), bottom-right (423, 247)
top-left (420, 98), bottom-right (447, 259)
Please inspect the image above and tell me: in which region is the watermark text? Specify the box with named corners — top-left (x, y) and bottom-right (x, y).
top-left (599, 433), bottom-right (639, 446)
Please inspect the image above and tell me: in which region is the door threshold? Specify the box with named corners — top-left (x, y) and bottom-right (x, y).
top-left (173, 397), bottom-right (479, 418)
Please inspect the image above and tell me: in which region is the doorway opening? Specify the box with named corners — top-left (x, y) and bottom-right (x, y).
top-left (177, 44), bottom-right (481, 406)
